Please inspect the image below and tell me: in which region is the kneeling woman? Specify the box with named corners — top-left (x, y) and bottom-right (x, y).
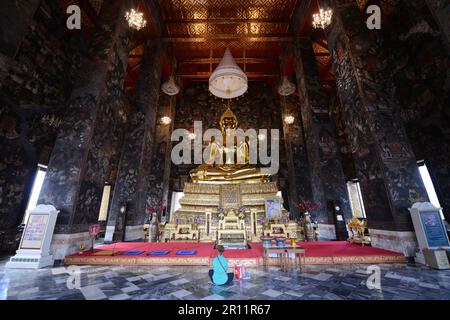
top-left (209, 245), bottom-right (234, 285)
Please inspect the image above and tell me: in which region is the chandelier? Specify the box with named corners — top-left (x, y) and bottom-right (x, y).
top-left (125, 9), bottom-right (147, 31)
top-left (209, 48), bottom-right (248, 99)
top-left (161, 76), bottom-right (180, 96)
top-left (312, 8), bottom-right (333, 29)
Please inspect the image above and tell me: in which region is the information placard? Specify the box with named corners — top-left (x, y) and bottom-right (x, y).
top-left (420, 211), bottom-right (450, 248)
top-left (21, 214), bottom-right (49, 249)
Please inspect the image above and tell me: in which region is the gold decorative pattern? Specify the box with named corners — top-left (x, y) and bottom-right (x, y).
top-left (65, 253), bottom-right (404, 267)
top-left (220, 185), bottom-right (241, 208)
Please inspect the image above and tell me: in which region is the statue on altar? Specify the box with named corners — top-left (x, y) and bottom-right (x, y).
top-left (190, 104), bottom-right (271, 184)
top-left (149, 213), bottom-right (159, 243)
top-left (163, 102), bottom-right (306, 245)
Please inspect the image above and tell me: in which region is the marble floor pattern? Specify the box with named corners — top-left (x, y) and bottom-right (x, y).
top-left (1, 257), bottom-right (450, 300)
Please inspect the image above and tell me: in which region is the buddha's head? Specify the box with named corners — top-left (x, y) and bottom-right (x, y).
top-left (220, 106), bottom-right (238, 133)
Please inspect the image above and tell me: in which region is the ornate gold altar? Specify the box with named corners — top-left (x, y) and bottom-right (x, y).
top-left (163, 105), bottom-right (304, 247)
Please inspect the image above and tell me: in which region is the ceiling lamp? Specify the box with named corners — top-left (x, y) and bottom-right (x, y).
top-left (278, 76), bottom-right (296, 96)
top-left (125, 9), bottom-right (147, 31)
top-left (161, 76), bottom-right (180, 96)
top-left (312, 2), bottom-right (333, 30)
top-left (209, 48), bottom-right (248, 99)
top-left (160, 116), bottom-right (172, 125)
top-left (284, 115), bottom-right (295, 125)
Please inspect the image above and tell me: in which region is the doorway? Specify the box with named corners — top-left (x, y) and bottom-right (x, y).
top-left (23, 164), bottom-right (47, 224)
top-left (418, 161), bottom-right (444, 220)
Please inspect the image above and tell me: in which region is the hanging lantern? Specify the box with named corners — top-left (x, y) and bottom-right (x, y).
top-left (277, 76), bottom-right (296, 96)
top-left (160, 116), bottom-right (172, 125)
top-left (161, 76), bottom-right (180, 96)
top-left (209, 48), bottom-right (248, 99)
top-left (284, 115), bottom-right (295, 125)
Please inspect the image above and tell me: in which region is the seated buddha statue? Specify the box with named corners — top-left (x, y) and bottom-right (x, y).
top-left (190, 105), bottom-right (271, 184)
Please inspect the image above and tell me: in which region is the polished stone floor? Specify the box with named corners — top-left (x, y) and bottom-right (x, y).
top-left (1, 256), bottom-right (450, 300)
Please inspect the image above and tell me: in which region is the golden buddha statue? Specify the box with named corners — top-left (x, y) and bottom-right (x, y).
top-left (190, 104), bottom-right (271, 184)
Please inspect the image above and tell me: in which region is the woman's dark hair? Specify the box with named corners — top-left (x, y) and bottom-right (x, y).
top-left (216, 245), bottom-right (225, 255)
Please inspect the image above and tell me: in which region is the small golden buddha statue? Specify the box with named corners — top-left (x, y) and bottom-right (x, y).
top-left (190, 104), bottom-right (270, 184)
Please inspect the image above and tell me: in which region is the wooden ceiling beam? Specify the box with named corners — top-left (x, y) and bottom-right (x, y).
top-left (178, 58), bottom-right (276, 64)
top-left (315, 39), bottom-right (329, 51)
top-left (178, 72), bottom-right (278, 79)
top-left (163, 35), bottom-right (294, 42)
top-left (165, 19), bottom-right (289, 24)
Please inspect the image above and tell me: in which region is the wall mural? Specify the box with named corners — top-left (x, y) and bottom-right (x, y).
top-left (385, 0), bottom-right (450, 221)
top-left (38, 1), bottom-right (133, 234)
top-left (327, 0), bottom-right (428, 231)
top-left (73, 43), bottom-right (130, 227)
top-left (107, 40), bottom-right (164, 232)
top-left (0, 0), bottom-right (84, 240)
top-left (294, 38), bottom-right (351, 224)
top-left (281, 94), bottom-right (313, 218)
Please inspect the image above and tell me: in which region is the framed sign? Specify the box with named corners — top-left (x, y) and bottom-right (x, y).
top-left (420, 211), bottom-right (450, 248)
top-left (410, 202), bottom-right (450, 251)
top-left (89, 224), bottom-right (100, 237)
top-left (265, 198), bottom-right (282, 221)
top-left (6, 205), bottom-right (59, 269)
top-left (21, 214), bottom-right (49, 250)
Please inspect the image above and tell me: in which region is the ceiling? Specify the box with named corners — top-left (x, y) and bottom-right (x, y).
top-left (158, 0), bottom-right (298, 83)
top-left (57, 0), bottom-right (399, 95)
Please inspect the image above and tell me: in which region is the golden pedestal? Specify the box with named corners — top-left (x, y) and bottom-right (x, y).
top-left (166, 182), bottom-right (303, 243)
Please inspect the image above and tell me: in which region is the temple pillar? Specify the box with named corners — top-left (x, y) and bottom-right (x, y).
top-left (293, 38), bottom-right (351, 240)
top-left (0, 0), bottom-right (41, 57)
top-left (326, 0), bottom-right (429, 254)
top-left (386, 0), bottom-right (450, 223)
top-left (146, 93), bottom-right (176, 225)
top-left (424, 0), bottom-right (450, 51)
top-left (38, 0), bottom-right (135, 259)
top-left (280, 94), bottom-right (314, 220)
top-left (105, 40), bottom-right (164, 242)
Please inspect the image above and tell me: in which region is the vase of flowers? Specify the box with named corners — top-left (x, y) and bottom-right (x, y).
top-left (296, 201), bottom-right (320, 242)
top-left (79, 242), bottom-right (85, 254)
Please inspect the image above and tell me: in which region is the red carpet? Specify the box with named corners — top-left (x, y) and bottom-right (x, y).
top-left (65, 241), bottom-right (405, 267)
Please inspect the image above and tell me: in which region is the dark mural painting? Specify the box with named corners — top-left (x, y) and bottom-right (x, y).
top-left (327, 0), bottom-right (429, 232)
top-left (0, 0), bottom-right (85, 249)
top-left (384, 0), bottom-right (450, 221)
top-left (280, 94), bottom-right (313, 218)
top-left (146, 93), bottom-right (175, 221)
top-left (294, 38), bottom-right (351, 226)
top-left (38, 0), bottom-right (133, 235)
top-left (107, 40), bottom-right (164, 238)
